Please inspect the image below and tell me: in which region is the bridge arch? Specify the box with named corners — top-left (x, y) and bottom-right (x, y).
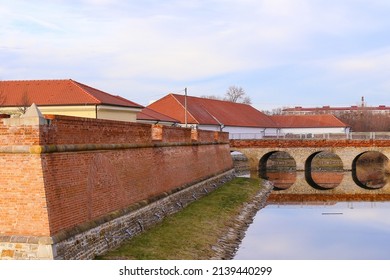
top-left (259, 151), bottom-right (296, 190)
top-left (305, 151), bottom-right (344, 190)
top-left (230, 139), bottom-right (390, 194)
top-left (352, 151), bottom-right (389, 189)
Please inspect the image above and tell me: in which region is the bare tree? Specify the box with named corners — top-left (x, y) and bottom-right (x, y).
top-left (17, 92), bottom-right (30, 114)
top-left (200, 95), bottom-right (222, 100)
top-left (225, 86), bottom-right (251, 104)
top-left (337, 110), bottom-right (390, 132)
top-left (0, 90), bottom-right (5, 105)
top-left (262, 107), bottom-right (286, 115)
top-left (0, 89), bottom-right (6, 115)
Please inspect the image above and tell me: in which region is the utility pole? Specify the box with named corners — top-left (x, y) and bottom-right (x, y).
top-left (184, 87), bottom-right (188, 128)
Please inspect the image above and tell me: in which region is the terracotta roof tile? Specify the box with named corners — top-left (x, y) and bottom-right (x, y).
top-left (0, 79), bottom-right (142, 108)
top-left (137, 107), bottom-right (179, 123)
top-left (148, 94), bottom-right (277, 128)
top-left (271, 114), bottom-right (349, 128)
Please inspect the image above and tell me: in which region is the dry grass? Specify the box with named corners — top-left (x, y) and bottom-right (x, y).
top-left (96, 177), bottom-right (262, 260)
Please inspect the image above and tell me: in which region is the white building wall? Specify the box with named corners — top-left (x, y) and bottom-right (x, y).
top-left (223, 126), bottom-right (278, 139)
top-left (280, 127), bottom-right (349, 135)
top-left (193, 124), bottom-right (279, 139)
top-left (197, 124), bottom-right (221, 131)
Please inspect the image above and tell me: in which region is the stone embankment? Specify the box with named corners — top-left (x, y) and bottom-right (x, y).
top-left (211, 180), bottom-right (273, 259)
top-left (231, 151), bottom-right (250, 177)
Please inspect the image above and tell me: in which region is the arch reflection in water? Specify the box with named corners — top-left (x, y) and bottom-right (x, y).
top-left (259, 151), bottom-right (296, 190)
top-left (353, 151), bottom-right (389, 189)
top-left (305, 151), bottom-right (344, 190)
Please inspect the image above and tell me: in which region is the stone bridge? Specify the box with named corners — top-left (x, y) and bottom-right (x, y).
top-left (230, 139), bottom-right (390, 196)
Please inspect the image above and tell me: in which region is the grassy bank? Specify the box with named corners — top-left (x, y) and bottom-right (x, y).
top-left (96, 177), bottom-right (263, 260)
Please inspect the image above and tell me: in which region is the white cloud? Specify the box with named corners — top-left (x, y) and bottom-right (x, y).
top-left (2, 0), bottom-right (390, 106)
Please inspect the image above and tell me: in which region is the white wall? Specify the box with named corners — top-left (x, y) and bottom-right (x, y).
top-left (280, 127), bottom-right (349, 135)
top-left (223, 126), bottom-right (278, 139)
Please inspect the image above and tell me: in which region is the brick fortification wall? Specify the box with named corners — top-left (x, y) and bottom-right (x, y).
top-left (0, 115), bottom-right (233, 259)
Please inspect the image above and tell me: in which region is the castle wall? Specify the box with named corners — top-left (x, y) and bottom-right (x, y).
top-left (0, 115), bottom-right (233, 259)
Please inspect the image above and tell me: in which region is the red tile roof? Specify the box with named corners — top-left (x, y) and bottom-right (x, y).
top-left (137, 107), bottom-right (179, 123)
top-left (0, 79), bottom-right (143, 108)
top-left (147, 94), bottom-right (278, 128)
top-left (271, 114), bottom-right (349, 128)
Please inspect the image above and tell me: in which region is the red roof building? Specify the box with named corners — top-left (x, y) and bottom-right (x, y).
top-left (147, 94), bottom-right (351, 138)
top-left (136, 107), bottom-right (179, 126)
top-left (0, 79), bottom-right (143, 122)
top-left (271, 114), bottom-right (349, 128)
top-left (282, 97), bottom-right (390, 116)
top-left (283, 105), bottom-right (390, 115)
top-left (147, 93), bottom-right (278, 138)
top-left (271, 114), bottom-right (350, 136)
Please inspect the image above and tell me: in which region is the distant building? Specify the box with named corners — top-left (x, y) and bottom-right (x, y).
top-left (147, 93), bottom-right (353, 139)
top-left (282, 97), bottom-right (390, 116)
top-left (0, 79), bottom-right (143, 122)
top-left (271, 114), bottom-right (350, 135)
top-left (147, 93), bottom-right (278, 138)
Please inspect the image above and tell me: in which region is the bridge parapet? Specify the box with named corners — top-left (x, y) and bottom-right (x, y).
top-left (230, 139), bottom-right (390, 149)
top-left (230, 132), bottom-right (390, 140)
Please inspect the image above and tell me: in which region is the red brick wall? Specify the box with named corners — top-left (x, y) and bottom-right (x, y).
top-left (42, 144), bottom-right (232, 235)
top-left (0, 154), bottom-right (50, 236)
top-left (43, 115), bottom-right (228, 145)
top-left (160, 125), bottom-right (192, 142)
top-left (0, 123), bottom-right (42, 146)
top-left (0, 116), bottom-right (232, 237)
top-left (43, 115), bottom-right (154, 145)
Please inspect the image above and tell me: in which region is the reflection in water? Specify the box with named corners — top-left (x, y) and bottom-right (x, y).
top-left (232, 151), bottom-right (390, 260)
top-left (309, 171), bottom-right (344, 189)
top-left (260, 151), bottom-right (296, 189)
top-left (307, 152), bottom-right (344, 189)
top-left (354, 152), bottom-right (388, 189)
top-left (261, 171), bottom-right (346, 190)
top-left (264, 171), bottom-right (296, 190)
top-left (234, 201), bottom-right (390, 260)
top-left (257, 151), bottom-right (389, 190)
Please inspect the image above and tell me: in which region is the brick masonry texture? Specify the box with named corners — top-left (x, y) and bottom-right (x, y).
top-left (53, 170), bottom-right (235, 260)
top-left (230, 139), bottom-right (390, 148)
top-left (0, 115), bottom-right (233, 259)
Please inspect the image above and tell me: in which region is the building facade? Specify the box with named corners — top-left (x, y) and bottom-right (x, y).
top-left (147, 93), bottom-right (279, 139)
top-left (0, 79), bottom-right (143, 122)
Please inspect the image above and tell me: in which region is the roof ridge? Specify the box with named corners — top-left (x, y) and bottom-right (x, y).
top-left (69, 79), bottom-right (102, 104)
top-left (0, 79), bottom-right (73, 84)
top-left (70, 80), bottom-right (142, 107)
top-left (171, 93), bottom-right (251, 105)
top-left (0, 79), bottom-right (143, 108)
top-left (112, 94), bottom-right (143, 108)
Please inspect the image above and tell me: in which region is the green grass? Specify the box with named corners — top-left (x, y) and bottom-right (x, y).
top-left (96, 177), bottom-right (262, 260)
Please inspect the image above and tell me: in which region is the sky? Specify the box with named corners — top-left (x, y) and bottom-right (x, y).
top-left (1, 0), bottom-right (390, 111)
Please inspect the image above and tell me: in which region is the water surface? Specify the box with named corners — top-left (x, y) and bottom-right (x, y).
top-left (234, 201), bottom-right (390, 260)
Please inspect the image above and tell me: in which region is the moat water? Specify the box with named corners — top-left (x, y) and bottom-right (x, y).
top-left (234, 200), bottom-right (390, 260)
top-left (232, 151), bottom-right (390, 260)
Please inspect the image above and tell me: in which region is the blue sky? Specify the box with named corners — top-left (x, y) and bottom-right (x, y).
top-left (1, 0), bottom-right (390, 110)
